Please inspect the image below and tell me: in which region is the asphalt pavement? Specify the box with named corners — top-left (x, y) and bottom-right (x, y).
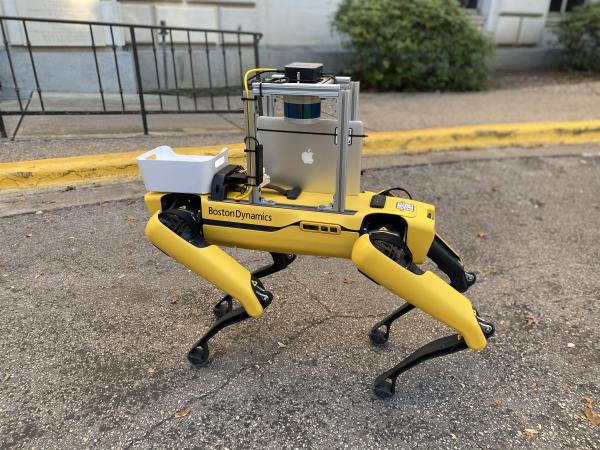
top-left (1, 151), bottom-right (599, 449)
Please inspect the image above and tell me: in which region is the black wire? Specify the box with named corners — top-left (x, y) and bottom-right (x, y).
top-left (379, 187), bottom-right (413, 200)
top-left (256, 127), bottom-right (367, 138)
top-left (321, 74), bottom-right (337, 84)
top-left (244, 136), bottom-right (260, 146)
top-left (246, 70), bottom-right (283, 85)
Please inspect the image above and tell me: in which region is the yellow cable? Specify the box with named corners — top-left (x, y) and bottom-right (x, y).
top-left (243, 67), bottom-right (277, 100)
top-left (243, 68), bottom-right (277, 134)
top-left (232, 185), bottom-right (252, 200)
top-left (242, 68), bottom-right (278, 199)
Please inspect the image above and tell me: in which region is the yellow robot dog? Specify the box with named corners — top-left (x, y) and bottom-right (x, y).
top-left (142, 64), bottom-right (494, 398)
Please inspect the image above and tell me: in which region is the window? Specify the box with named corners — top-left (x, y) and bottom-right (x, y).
top-left (549, 0), bottom-right (587, 13)
top-left (458, 0), bottom-right (479, 8)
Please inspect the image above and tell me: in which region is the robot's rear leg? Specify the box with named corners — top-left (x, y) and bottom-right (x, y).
top-left (213, 253), bottom-right (297, 318)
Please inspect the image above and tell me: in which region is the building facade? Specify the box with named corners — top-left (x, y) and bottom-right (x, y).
top-left (1, 0), bottom-right (598, 68)
top-left (0, 0), bottom-right (598, 95)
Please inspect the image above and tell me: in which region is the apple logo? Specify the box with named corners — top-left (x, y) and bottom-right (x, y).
top-left (301, 148), bottom-right (314, 165)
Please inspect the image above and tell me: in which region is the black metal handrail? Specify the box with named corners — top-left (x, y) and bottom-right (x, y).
top-left (0, 15), bottom-right (263, 36)
top-left (0, 15), bottom-right (263, 138)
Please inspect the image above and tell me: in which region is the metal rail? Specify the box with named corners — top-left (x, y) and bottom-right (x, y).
top-left (0, 15), bottom-right (262, 138)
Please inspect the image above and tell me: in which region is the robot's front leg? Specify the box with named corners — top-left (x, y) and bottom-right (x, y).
top-left (145, 210), bottom-right (273, 367)
top-left (368, 233), bottom-right (477, 346)
top-left (213, 253), bottom-right (296, 318)
top-left (369, 303), bottom-right (415, 346)
top-left (187, 278), bottom-right (272, 367)
top-left (351, 232), bottom-right (494, 398)
top-left (427, 233), bottom-right (477, 293)
top-left (372, 312), bottom-right (494, 398)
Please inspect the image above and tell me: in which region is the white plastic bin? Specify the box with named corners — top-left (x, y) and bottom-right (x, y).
top-left (137, 146), bottom-right (228, 194)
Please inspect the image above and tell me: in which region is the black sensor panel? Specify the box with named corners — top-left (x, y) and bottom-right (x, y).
top-left (284, 62), bottom-right (324, 83)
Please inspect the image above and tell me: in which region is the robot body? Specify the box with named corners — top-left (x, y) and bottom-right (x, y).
top-left (141, 65), bottom-right (494, 398)
top-left (144, 188), bottom-right (493, 397)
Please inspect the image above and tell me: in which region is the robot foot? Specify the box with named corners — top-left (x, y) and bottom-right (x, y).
top-left (188, 306), bottom-right (249, 367)
top-left (189, 279), bottom-right (273, 367)
top-left (369, 303), bottom-right (415, 346)
top-left (213, 253), bottom-right (296, 318)
top-left (373, 314), bottom-right (495, 399)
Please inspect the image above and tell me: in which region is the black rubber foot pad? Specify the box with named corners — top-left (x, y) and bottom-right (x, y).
top-left (369, 328), bottom-right (388, 346)
top-left (373, 380), bottom-right (395, 399)
top-left (187, 345), bottom-right (209, 368)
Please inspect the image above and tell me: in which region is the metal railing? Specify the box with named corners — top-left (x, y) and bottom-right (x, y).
top-left (0, 16), bottom-right (262, 138)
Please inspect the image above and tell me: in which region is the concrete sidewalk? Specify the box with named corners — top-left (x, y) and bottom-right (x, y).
top-left (2, 80), bottom-right (600, 162)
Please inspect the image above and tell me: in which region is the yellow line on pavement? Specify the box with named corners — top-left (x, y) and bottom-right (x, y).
top-left (2, 120), bottom-right (600, 191)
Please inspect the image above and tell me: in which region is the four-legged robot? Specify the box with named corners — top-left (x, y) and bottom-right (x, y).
top-left (142, 64), bottom-right (494, 398)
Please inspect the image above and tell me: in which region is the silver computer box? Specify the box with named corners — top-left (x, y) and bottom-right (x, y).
top-left (250, 64), bottom-right (361, 211)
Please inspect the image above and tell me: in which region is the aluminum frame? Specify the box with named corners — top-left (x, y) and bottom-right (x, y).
top-left (246, 77), bottom-right (360, 213)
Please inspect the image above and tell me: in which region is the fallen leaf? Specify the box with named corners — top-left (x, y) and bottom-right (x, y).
top-left (147, 368), bottom-right (156, 375)
top-left (0, 261), bottom-right (7, 268)
top-left (191, 308), bottom-right (200, 316)
top-left (175, 408), bottom-right (191, 418)
top-left (169, 295), bottom-right (179, 305)
top-left (525, 315), bottom-right (538, 326)
top-left (494, 399), bottom-right (502, 406)
top-left (584, 397), bottom-right (600, 427)
top-left (560, 383), bottom-right (571, 391)
top-left (126, 215), bottom-right (137, 222)
top-left (530, 383), bottom-right (539, 389)
top-left (343, 278), bottom-right (355, 284)
top-left (277, 341), bottom-right (287, 348)
top-left (522, 428), bottom-right (539, 437)
top-left (476, 231), bottom-right (487, 239)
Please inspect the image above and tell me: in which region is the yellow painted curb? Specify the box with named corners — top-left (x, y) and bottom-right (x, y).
top-left (2, 120), bottom-right (600, 191)
top-left (364, 120), bottom-right (600, 154)
top-left (0, 143), bottom-right (246, 191)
